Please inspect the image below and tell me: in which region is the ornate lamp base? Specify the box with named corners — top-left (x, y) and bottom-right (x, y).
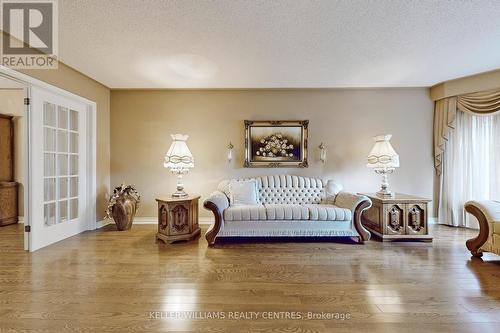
top-left (171, 173), bottom-right (189, 198)
top-left (377, 189), bottom-right (395, 198)
top-left (375, 169), bottom-right (395, 198)
top-left (172, 190), bottom-right (188, 198)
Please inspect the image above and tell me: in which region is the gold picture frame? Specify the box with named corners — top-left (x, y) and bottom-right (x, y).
top-left (244, 120), bottom-right (308, 168)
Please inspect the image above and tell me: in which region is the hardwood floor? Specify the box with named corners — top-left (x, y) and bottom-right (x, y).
top-left (1, 223), bottom-right (500, 332)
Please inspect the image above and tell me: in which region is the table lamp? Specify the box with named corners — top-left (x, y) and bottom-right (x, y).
top-left (367, 134), bottom-right (399, 198)
top-left (164, 134), bottom-right (194, 197)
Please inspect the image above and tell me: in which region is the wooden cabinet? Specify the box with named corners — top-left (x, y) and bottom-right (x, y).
top-left (360, 193), bottom-right (432, 242)
top-left (0, 182), bottom-right (18, 226)
top-left (156, 196), bottom-right (201, 244)
top-left (0, 115), bottom-right (18, 227)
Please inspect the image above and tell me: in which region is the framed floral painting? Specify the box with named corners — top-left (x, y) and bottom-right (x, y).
top-left (244, 120), bottom-right (308, 168)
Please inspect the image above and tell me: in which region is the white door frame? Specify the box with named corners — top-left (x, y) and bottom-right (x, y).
top-left (0, 65), bottom-right (97, 251)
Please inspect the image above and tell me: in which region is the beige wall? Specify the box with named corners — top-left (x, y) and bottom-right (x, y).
top-left (111, 88), bottom-right (434, 218)
top-left (430, 69), bottom-right (500, 100)
top-left (20, 63), bottom-right (111, 220)
top-left (0, 89), bottom-right (25, 217)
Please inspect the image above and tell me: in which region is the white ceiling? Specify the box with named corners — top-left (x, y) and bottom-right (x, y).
top-left (59, 0), bottom-right (500, 88)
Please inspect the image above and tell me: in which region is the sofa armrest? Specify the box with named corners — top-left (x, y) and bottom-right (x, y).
top-left (203, 191), bottom-right (229, 246)
top-left (334, 192), bottom-right (372, 242)
top-left (465, 200), bottom-right (500, 257)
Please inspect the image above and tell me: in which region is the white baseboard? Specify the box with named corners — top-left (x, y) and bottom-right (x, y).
top-left (103, 216), bottom-right (214, 226)
top-left (134, 216), bottom-right (214, 225)
top-left (200, 217), bottom-right (214, 224)
top-left (96, 219), bottom-right (112, 229)
top-left (133, 217), bottom-right (157, 224)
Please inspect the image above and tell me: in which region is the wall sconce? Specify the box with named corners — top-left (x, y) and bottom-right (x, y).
top-left (227, 142), bottom-right (234, 162)
top-left (319, 142), bottom-right (327, 164)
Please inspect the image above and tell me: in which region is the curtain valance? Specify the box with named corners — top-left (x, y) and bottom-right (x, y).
top-left (434, 88), bottom-right (500, 175)
top-left (457, 89), bottom-right (500, 115)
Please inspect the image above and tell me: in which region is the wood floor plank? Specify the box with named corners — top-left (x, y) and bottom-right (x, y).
top-left (1, 223), bottom-right (500, 332)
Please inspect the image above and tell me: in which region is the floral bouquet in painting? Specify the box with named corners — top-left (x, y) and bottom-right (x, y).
top-left (255, 133), bottom-right (295, 158)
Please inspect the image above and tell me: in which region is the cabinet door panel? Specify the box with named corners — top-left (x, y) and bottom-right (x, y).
top-left (406, 203), bottom-right (427, 235)
top-left (168, 203), bottom-right (190, 235)
top-left (384, 203), bottom-right (406, 235)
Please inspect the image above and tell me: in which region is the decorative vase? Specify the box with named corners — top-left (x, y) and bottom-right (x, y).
top-left (106, 184), bottom-right (141, 231)
top-left (111, 193), bottom-right (138, 231)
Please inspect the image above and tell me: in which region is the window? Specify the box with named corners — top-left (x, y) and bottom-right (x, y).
top-left (439, 111), bottom-right (500, 227)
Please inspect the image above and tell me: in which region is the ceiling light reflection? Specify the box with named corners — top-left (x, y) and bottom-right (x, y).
top-left (138, 54), bottom-right (218, 87)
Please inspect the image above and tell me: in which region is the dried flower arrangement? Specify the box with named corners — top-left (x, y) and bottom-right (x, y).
top-left (105, 184), bottom-right (141, 219)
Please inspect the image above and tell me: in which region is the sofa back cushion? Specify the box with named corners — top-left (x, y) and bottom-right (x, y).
top-left (256, 175), bottom-right (325, 205)
top-left (218, 175), bottom-right (342, 206)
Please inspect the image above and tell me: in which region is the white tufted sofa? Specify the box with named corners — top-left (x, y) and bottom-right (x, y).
top-left (203, 175), bottom-right (372, 246)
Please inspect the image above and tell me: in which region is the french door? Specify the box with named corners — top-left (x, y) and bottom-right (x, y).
top-left (29, 87), bottom-right (88, 251)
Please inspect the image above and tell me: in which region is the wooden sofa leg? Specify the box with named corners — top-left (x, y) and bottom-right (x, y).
top-left (354, 201), bottom-right (371, 242)
top-left (465, 204), bottom-right (489, 258)
top-left (203, 201), bottom-right (222, 247)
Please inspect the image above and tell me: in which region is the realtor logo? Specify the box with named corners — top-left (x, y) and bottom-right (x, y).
top-left (1, 0), bottom-right (58, 68)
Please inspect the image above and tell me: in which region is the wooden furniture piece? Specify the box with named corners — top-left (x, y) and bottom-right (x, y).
top-left (156, 195), bottom-right (201, 243)
top-left (360, 193), bottom-right (432, 242)
top-left (0, 114), bottom-right (18, 227)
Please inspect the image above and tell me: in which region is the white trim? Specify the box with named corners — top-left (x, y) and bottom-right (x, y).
top-left (96, 219), bottom-right (112, 229)
top-left (87, 101), bottom-right (97, 230)
top-left (17, 216), bottom-right (191, 229)
top-left (200, 217), bottom-right (214, 224)
top-left (133, 217), bottom-right (156, 224)
top-left (428, 217), bottom-right (437, 225)
top-left (132, 216), bottom-right (213, 225)
top-left (0, 66), bottom-right (97, 105)
top-left (23, 85), bottom-right (29, 251)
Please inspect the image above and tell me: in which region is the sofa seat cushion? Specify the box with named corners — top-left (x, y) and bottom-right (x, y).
top-left (494, 222), bottom-right (500, 235)
top-left (265, 204), bottom-right (309, 220)
top-left (302, 204), bottom-right (352, 221)
top-left (224, 205), bottom-right (267, 221)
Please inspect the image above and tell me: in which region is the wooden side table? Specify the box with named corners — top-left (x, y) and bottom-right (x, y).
top-left (360, 193), bottom-right (432, 242)
top-left (156, 195), bottom-right (201, 244)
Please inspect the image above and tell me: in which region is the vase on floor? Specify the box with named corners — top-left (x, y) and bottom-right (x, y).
top-left (106, 184), bottom-right (141, 231)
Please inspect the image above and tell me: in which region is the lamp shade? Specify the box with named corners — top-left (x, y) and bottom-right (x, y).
top-left (367, 134), bottom-right (400, 169)
top-left (164, 134), bottom-right (194, 172)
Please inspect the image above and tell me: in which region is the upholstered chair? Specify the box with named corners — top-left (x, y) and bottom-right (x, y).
top-left (465, 201), bottom-right (500, 257)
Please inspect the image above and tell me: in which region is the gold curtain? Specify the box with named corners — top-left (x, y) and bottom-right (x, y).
top-left (457, 89), bottom-right (500, 115)
top-left (433, 97), bottom-right (457, 176)
top-left (434, 88), bottom-right (500, 175)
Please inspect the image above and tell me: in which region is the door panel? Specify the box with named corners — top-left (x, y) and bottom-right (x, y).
top-left (29, 87), bottom-right (88, 251)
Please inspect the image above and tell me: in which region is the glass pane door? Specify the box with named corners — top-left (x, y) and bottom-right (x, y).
top-left (43, 103), bottom-right (80, 226)
top-left (30, 86), bottom-right (89, 252)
